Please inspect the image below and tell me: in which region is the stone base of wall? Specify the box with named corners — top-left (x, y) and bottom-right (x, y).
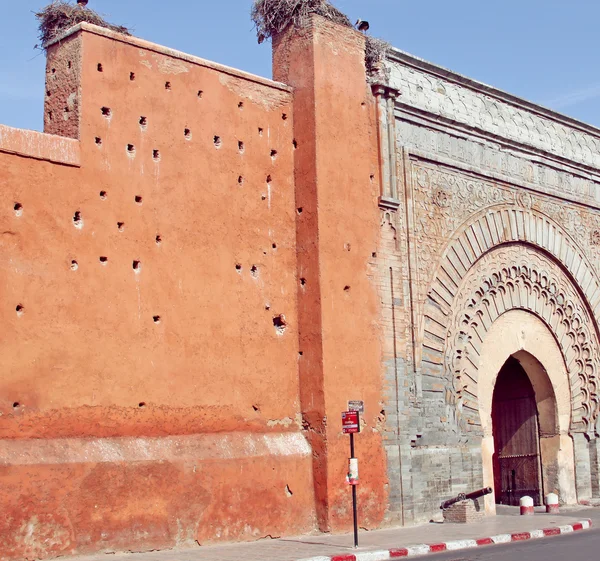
top-left (442, 500), bottom-right (484, 524)
top-left (0, 432), bottom-right (316, 560)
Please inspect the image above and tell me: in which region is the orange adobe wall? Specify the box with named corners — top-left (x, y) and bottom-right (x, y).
top-left (273, 15), bottom-right (387, 532)
top-left (0, 14), bottom-right (388, 561)
top-left (0, 23), bottom-right (315, 560)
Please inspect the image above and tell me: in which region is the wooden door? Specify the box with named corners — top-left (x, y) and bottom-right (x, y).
top-left (492, 357), bottom-right (542, 506)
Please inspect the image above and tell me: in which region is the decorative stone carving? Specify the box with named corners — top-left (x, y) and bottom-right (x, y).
top-left (397, 121), bottom-right (600, 209)
top-left (443, 245), bottom-right (600, 435)
top-left (389, 59), bottom-right (600, 171)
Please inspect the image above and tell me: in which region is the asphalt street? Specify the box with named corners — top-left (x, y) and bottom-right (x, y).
top-left (426, 527), bottom-right (600, 561)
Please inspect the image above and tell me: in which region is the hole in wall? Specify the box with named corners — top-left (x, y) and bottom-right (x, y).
top-left (135, 196), bottom-right (143, 205)
top-left (214, 136), bottom-right (222, 149)
top-left (127, 143), bottom-right (136, 156)
top-left (370, 174), bottom-right (375, 183)
top-left (99, 256), bottom-right (108, 265)
top-left (238, 101), bottom-right (244, 109)
top-left (101, 106), bottom-right (111, 118)
top-left (344, 285), bottom-right (351, 292)
top-left (95, 136), bottom-right (102, 146)
top-left (298, 351), bottom-right (304, 357)
top-left (270, 149), bottom-right (278, 160)
top-left (266, 175), bottom-right (272, 184)
top-left (285, 485), bottom-right (293, 497)
top-left (48, 110), bottom-right (53, 121)
top-left (300, 278), bottom-right (306, 287)
top-left (165, 81), bottom-right (171, 91)
top-left (73, 211), bottom-right (83, 229)
top-left (252, 404), bottom-right (260, 412)
top-left (139, 116), bottom-right (147, 128)
top-left (153, 315), bottom-right (161, 324)
top-left (273, 314), bottom-right (287, 335)
top-left (372, 252), bottom-right (377, 258)
top-left (293, 139), bottom-right (298, 149)
top-left (272, 243), bottom-right (277, 250)
top-left (13, 203), bottom-right (23, 217)
top-left (97, 63), bottom-right (103, 72)
top-left (51, 68), bottom-right (56, 74)
top-left (132, 260), bottom-right (141, 272)
top-left (155, 235), bottom-right (162, 245)
top-left (13, 402), bottom-right (20, 408)
top-left (153, 149), bottom-right (161, 161)
top-left (138, 402), bottom-right (146, 408)
top-left (184, 128), bottom-right (192, 140)
top-left (282, 113), bottom-right (288, 121)
top-left (250, 265), bottom-right (258, 278)
top-left (15, 305), bottom-right (24, 317)
top-left (70, 260), bottom-right (78, 271)
top-left (265, 304), bottom-right (271, 311)
top-left (130, 72), bottom-right (136, 81)
top-left (235, 263), bottom-right (242, 273)
top-left (238, 176), bottom-right (244, 186)
top-left (297, 207), bottom-right (303, 214)
top-left (99, 190), bottom-right (107, 200)
top-left (46, 90), bottom-right (51, 97)
top-left (238, 141), bottom-right (245, 154)
top-left (261, 194), bottom-right (267, 200)
top-left (117, 222), bottom-right (125, 232)
top-left (258, 127), bottom-right (263, 137)
top-left (197, 90), bottom-right (204, 98)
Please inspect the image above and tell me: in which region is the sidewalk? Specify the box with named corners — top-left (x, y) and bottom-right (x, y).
top-left (69, 506), bottom-right (599, 561)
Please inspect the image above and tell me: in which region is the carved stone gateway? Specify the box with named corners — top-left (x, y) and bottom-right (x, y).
top-left (375, 48), bottom-right (600, 524)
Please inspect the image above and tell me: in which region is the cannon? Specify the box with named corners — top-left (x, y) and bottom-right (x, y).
top-left (440, 487), bottom-right (493, 510)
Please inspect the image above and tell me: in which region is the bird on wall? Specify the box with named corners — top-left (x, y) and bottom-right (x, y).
top-left (355, 19), bottom-right (370, 32)
top-left (77, 0), bottom-right (89, 6)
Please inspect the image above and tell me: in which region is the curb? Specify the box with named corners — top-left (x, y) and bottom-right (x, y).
top-left (299, 519), bottom-right (592, 561)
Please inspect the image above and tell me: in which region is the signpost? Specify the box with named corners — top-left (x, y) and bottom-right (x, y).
top-left (342, 409), bottom-right (360, 548)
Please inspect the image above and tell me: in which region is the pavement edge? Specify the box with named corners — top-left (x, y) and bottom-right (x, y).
top-left (298, 519), bottom-right (593, 561)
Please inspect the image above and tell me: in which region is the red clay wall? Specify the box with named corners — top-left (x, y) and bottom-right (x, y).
top-left (0, 24), bottom-right (314, 560)
top-left (273, 16), bottom-right (386, 532)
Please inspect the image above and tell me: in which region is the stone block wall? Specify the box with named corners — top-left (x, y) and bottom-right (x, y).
top-left (377, 47), bottom-right (600, 522)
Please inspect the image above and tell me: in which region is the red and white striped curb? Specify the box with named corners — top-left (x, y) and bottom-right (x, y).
top-left (299, 519), bottom-right (592, 561)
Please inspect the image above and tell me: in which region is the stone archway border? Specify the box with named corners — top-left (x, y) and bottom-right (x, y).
top-left (428, 206), bottom-right (600, 326)
top-left (423, 206), bottom-right (600, 436)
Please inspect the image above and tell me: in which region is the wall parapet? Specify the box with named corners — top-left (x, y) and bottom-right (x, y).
top-left (0, 124), bottom-right (80, 166)
top-left (46, 22), bottom-right (292, 94)
top-left (388, 48), bottom-right (600, 173)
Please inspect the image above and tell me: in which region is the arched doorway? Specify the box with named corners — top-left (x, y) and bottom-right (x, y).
top-left (477, 310), bottom-right (578, 514)
top-left (492, 356), bottom-right (543, 505)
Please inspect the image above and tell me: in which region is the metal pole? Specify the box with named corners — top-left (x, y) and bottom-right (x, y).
top-left (350, 432), bottom-right (358, 548)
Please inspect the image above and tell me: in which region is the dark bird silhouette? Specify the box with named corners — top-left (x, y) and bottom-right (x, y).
top-left (355, 19), bottom-right (370, 32)
top-left (77, 0), bottom-right (89, 6)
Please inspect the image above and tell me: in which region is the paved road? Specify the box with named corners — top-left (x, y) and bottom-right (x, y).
top-left (427, 527), bottom-right (600, 561)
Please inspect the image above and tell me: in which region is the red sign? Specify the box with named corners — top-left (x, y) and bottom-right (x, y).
top-left (342, 410), bottom-right (360, 434)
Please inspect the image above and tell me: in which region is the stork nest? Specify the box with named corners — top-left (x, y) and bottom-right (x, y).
top-left (251, 0), bottom-right (389, 76)
top-left (365, 36), bottom-right (391, 76)
top-left (36, 1), bottom-right (130, 49)
top-left (251, 0), bottom-right (352, 41)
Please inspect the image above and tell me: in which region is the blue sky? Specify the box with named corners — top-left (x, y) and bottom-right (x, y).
top-left (1, 0), bottom-right (599, 131)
